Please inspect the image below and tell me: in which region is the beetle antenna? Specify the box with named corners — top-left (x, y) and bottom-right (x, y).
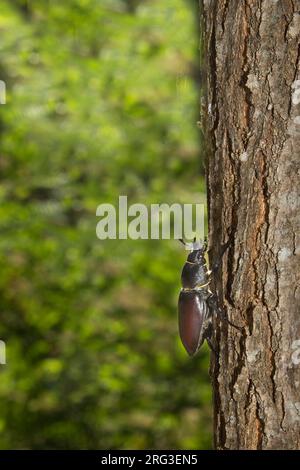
top-left (178, 238), bottom-right (186, 246)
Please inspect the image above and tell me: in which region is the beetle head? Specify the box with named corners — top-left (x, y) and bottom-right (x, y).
top-left (179, 238), bottom-right (207, 264)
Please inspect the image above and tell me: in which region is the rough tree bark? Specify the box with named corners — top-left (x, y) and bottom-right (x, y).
top-left (201, 0), bottom-right (300, 449)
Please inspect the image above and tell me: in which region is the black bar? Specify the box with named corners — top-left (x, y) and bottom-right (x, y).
top-left (0, 450), bottom-right (299, 467)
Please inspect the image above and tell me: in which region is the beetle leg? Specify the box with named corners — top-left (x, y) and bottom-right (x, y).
top-left (206, 337), bottom-right (217, 355)
top-left (201, 321), bottom-right (217, 355)
top-left (202, 236), bottom-right (208, 252)
top-left (207, 293), bottom-right (242, 330)
top-left (210, 239), bottom-right (231, 274)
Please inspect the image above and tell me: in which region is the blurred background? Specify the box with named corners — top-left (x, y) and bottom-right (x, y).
top-left (0, 0), bottom-right (211, 449)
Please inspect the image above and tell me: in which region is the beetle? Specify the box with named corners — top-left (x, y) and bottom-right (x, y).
top-left (178, 237), bottom-right (236, 356)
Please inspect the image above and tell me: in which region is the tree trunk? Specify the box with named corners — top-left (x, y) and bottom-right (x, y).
top-left (201, 0), bottom-right (300, 449)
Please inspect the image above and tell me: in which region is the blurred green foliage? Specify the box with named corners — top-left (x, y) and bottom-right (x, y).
top-left (0, 0), bottom-right (211, 449)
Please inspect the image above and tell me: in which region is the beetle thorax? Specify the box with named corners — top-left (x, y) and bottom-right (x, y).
top-left (181, 256), bottom-right (209, 290)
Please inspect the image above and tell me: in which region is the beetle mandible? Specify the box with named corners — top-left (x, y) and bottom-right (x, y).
top-left (178, 237), bottom-right (235, 356)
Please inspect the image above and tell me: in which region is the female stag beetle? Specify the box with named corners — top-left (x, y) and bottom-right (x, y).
top-left (178, 237), bottom-right (237, 356)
